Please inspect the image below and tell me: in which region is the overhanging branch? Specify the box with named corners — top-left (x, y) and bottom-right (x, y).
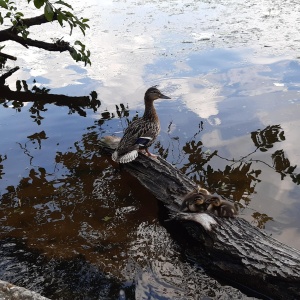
top-left (0, 13), bottom-right (70, 53)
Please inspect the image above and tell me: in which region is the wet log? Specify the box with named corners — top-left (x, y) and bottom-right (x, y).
top-left (0, 279), bottom-right (50, 300)
top-left (100, 137), bottom-right (300, 300)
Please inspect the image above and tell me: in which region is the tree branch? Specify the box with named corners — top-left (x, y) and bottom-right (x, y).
top-left (0, 14), bottom-right (70, 52)
top-left (21, 14), bottom-right (57, 27)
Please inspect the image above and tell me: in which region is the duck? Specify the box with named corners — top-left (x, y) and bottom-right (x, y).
top-left (206, 196), bottom-right (238, 218)
top-left (112, 86), bottom-right (171, 163)
top-left (180, 185), bottom-right (212, 212)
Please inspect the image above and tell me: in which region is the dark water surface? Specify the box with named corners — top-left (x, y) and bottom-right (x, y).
top-left (1, 0), bottom-right (300, 299)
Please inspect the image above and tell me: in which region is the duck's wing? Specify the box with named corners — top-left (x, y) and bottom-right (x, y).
top-left (116, 118), bottom-right (148, 155)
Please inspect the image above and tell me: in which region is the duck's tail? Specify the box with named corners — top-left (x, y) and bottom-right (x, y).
top-left (112, 150), bottom-right (138, 163)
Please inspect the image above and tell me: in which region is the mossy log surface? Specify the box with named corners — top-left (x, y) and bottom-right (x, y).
top-left (101, 141), bottom-right (300, 300)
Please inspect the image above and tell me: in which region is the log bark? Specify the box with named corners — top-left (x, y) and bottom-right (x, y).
top-left (100, 139), bottom-right (300, 300)
top-left (0, 280), bottom-right (50, 300)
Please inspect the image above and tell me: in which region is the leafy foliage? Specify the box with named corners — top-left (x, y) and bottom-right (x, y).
top-left (0, 0), bottom-right (91, 65)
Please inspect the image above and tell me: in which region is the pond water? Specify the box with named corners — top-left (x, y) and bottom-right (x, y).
top-left (1, 0), bottom-right (300, 299)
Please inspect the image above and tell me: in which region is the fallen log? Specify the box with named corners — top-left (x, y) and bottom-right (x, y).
top-left (100, 137), bottom-right (300, 300)
top-left (0, 279), bottom-right (50, 300)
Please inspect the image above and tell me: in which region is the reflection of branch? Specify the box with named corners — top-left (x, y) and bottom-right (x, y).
top-left (217, 149), bottom-right (300, 184)
top-left (17, 142), bottom-right (35, 166)
top-left (215, 147), bottom-right (260, 165)
top-left (0, 67), bottom-right (20, 83)
top-left (0, 52), bottom-right (17, 61)
top-left (0, 85), bottom-right (98, 117)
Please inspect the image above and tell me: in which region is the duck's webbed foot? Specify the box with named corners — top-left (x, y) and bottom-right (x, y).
top-left (145, 148), bottom-right (158, 159)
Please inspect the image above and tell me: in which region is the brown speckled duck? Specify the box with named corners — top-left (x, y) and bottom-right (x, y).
top-left (112, 86), bottom-right (171, 163)
top-left (206, 196), bottom-right (238, 218)
top-left (180, 186), bottom-right (212, 212)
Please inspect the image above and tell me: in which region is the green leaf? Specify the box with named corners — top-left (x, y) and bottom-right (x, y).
top-left (44, 2), bottom-right (54, 21)
top-left (74, 40), bottom-right (83, 47)
top-left (67, 21), bottom-right (73, 35)
top-left (15, 12), bottom-right (24, 17)
top-left (55, 0), bottom-right (73, 10)
top-left (0, 0), bottom-right (8, 9)
top-left (33, 0), bottom-right (45, 9)
top-left (57, 11), bottom-right (64, 26)
top-left (64, 11), bottom-right (74, 18)
top-left (79, 26), bottom-right (85, 36)
top-left (70, 48), bottom-right (78, 60)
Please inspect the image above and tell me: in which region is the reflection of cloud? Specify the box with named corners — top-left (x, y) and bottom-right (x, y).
top-left (6, 1), bottom-right (159, 109)
top-left (276, 227), bottom-right (300, 251)
top-left (162, 78), bottom-right (223, 119)
top-left (226, 65), bottom-right (288, 97)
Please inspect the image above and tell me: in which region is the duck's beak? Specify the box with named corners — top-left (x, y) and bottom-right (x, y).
top-left (159, 93), bottom-right (171, 99)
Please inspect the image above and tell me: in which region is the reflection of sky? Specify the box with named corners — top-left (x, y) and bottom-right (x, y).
top-left (5, 0), bottom-right (298, 109)
top-left (2, 0), bottom-right (300, 250)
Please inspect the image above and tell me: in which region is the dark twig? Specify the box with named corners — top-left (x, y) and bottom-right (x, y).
top-left (0, 52), bottom-right (17, 61)
top-left (0, 66), bottom-right (20, 84)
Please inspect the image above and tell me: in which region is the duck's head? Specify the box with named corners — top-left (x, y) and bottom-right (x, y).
top-left (193, 195), bottom-right (205, 205)
top-left (207, 196), bottom-right (222, 206)
top-left (145, 86), bottom-right (171, 101)
top-left (196, 185), bottom-right (210, 195)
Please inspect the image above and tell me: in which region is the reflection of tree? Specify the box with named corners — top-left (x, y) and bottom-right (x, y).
top-left (204, 163), bottom-right (261, 204)
top-left (27, 131), bottom-right (48, 150)
top-left (251, 212), bottom-right (274, 229)
top-left (153, 123), bottom-right (300, 228)
top-left (0, 76), bottom-right (100, 120)
top-left (0, 154), bottom-right (7, 179)
top-left (251, 124), bottom-right (285, 152)
top-left (0, 126), bottom-right (157, 262)
top-left (251, 125), bottom-right (300, 184)
top-left (272, 150), bottom-right (298, 181)
top-left (97, 104), bottom-right (130, 127)
top-left (1, 101), bottom-right (300, 238)
top-left (178, 138), bottom-right (261, 204)
top-left (181, 140), bottom-right (217, 176)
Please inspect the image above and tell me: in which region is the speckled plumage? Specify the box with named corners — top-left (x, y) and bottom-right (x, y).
top-left (180, 186), bottom-right (212, 212)
top-left (207, 196), bottom-right (238, 218)
top-left (112, 87), bottom-right (170, 163)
